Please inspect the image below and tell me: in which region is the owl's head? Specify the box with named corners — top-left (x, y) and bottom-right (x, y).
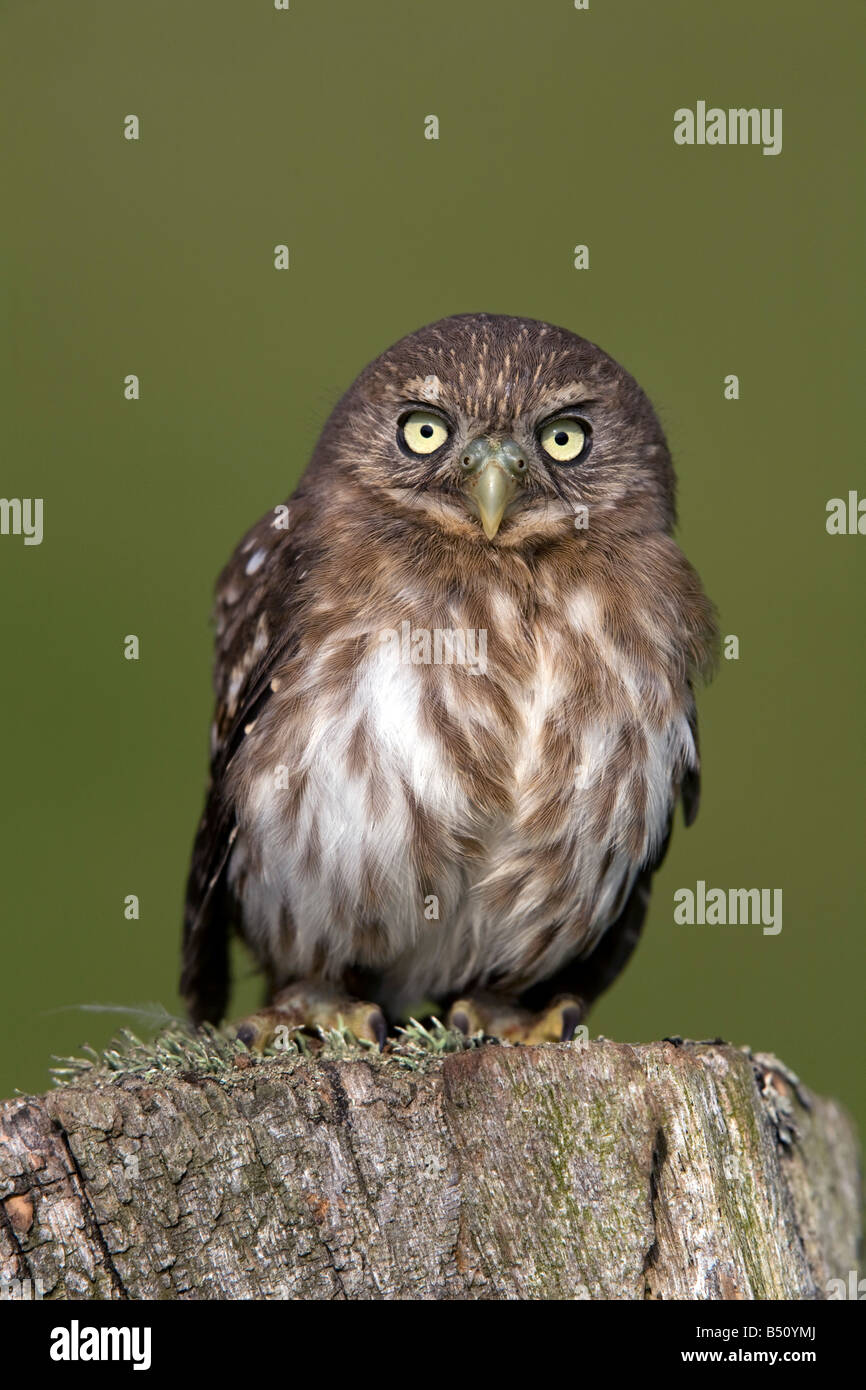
top-left (309, 313), bottom-right (677, 550)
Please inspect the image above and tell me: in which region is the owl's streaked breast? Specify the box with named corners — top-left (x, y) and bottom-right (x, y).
top-left (226, 582), bottom-right (695, 1012)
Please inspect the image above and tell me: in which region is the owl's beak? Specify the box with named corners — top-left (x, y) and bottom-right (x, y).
top-left (460, 439), bottom-right (526, 540)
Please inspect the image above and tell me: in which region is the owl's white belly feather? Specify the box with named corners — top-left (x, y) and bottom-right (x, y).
top-left (229, 592), bottom-right (695, 1012)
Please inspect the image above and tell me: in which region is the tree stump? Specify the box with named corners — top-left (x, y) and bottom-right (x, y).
top-left (0, 1036), bottom-right (860, 1300)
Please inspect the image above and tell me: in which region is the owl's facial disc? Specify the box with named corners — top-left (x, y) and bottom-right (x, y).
top-left (459, 437), bottom-right (527, 539)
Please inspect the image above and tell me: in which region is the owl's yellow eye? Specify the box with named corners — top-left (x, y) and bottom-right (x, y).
top-left (539, 417), bottom-right (587, 463)
top-left (400, 410), bottom-right (450, 455)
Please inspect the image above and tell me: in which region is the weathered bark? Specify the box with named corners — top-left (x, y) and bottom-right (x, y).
top-left (0, 1038), bottom-right (860, 1300)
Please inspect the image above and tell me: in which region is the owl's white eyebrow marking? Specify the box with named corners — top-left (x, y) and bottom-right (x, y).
top-left (403, 374), bottom-right (442, 402)
top-left (538, 381), bottom-right (593, 410)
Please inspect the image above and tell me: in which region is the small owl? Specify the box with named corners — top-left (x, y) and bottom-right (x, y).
top-left (182, 314), bottom-right (717, 1046)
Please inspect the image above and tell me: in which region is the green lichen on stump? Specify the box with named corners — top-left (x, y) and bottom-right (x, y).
top-left (49, 1016), bottom-right (473, 1085)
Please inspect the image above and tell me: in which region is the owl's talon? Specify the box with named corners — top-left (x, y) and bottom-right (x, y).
top-left (446, 993), bottom-right (585, 1044)
top-left (448, 999), bottom-right (485, 1036)
top-left (559, 1003), bottom-right (583, 1043)
top-left (447, 996), bottom-right (529, 1040)
top-left (232, 982), bottom-right (389, 1052)
top-left (339, 1002), bottom-right (388, 1050)
top-left (521, 995), bottom-right (586, 1044)
top-left (370, 1009), bottom-right (387, 1051)
top-left (450, 1008), bottom-right (473, 1037)
top-left (232, 1009), bottom-right (294, 1053)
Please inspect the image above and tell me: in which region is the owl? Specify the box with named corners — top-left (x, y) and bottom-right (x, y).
top-left (182, 314), bottom-right (717, 1047)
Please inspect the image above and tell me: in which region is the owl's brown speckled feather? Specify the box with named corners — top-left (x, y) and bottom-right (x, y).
top-left (182, 314), bottom-right (717, 1031)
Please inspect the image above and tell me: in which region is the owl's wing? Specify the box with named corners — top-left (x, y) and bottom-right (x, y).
top-left (181, 512), bottom-right (308, 1024)
top-left (523, 697), bottom-right (702, 1013)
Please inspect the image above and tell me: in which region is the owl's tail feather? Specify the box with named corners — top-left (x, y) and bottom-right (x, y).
top-left (180, 795), bottom-right (236, 1026)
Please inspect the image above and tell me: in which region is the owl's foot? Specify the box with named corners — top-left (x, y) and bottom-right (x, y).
top-left (233, 981), bottom-right (387, 1052)
top-left (447, 992), bottom-right (585, 1044)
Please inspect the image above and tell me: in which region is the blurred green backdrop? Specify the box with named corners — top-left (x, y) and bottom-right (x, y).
top-left (2, 1), bottom-right (863, 1144)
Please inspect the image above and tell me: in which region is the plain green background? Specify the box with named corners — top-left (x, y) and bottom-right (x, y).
top-left (2, 2), bottom-right (863, 1147)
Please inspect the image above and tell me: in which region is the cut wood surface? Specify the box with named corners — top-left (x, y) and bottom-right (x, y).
top-left (0, 1034), bottom-right (860, 1300)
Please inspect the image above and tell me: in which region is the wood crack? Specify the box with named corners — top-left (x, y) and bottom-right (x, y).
top-left (54, 1122), bottom-right (129, 1300)
top-left (642, 1125), bottom-right (667, 1298)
